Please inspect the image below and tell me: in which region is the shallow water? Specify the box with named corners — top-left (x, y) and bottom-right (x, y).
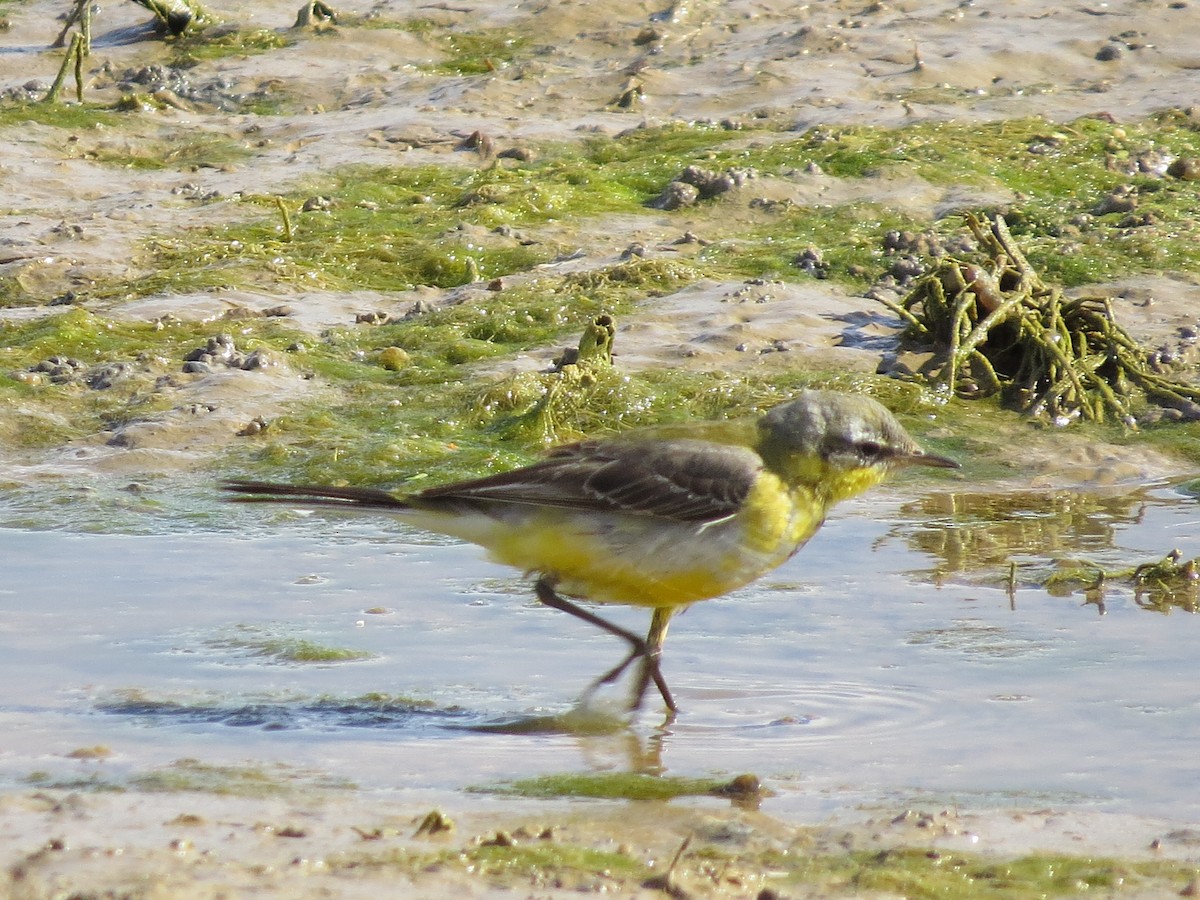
top-left (2, 481), bottom-right (1198, 826)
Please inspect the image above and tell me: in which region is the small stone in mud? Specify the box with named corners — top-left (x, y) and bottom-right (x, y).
top-left (240, 349), bottom-right (281, 370)
top-left (479, 830), bottom-right (516, 847)
top-left (153, 313), bottom-right (183, 330)
top-left (496, 146), bottom-right (538, 162)
top-left (714, 773), bottom-right (764, 798)
top-left (66, 745), bottom-right (112, 759)
top-left (377, 347), bottom-right (410, 371)
top-left (405, 299), bottom-right (435, 319)
top-left (31, 356), bottom-right (85, 383)
top-left (633, 26), bottom-right (663, 46)
top-left (1167, 157), bottom-right (1200, 180)
top-left (51, 220), bottom-right (84, 239)
top-left (86, 362), bottom-right (134, 390)
top-left (882, 229), bottom-right (947, 257)
top-left (1095, 43), bottom-right (1123, 62)
top-left (237, 416), bottom-right (269, 436)
top-left (887, 255), bottom-right (927, 285)
top-left (1, 80), bottom-right (48, 103)
top-left (181, 335), bottom-right (278, 373)
top-left (1118, 211), bottom-right (1157, 228)
top-left (794, 246), bottom-right (828, 278)
top-left (456, 130), bottom-right (495, 158)
top-left (1093, 185), bottom-right (1138, 215)
top-left (677, 164), bottom-right (755, 199)
top-left (613, 80), bottom-right (643, 109)
top-left (355, 311), bottom-right (393, 325)
top-left (185, 334), bottom-right (237, 365)
top-left (167, 813), bottom-right (206, 827)
top-left (647, 180), bottom-right (699, 210)
top-left (220, 307), bottom-right (260, 321)
top-left (413, 810), bottom-right (454, 837)
top-left (294, 0), bottom-right (338, 27)
top-left (749, 197), bottom-right (795, 213)
top-left (301, 196), bottom-right (333, 212)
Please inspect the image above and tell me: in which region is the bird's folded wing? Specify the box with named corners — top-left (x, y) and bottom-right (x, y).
top-left (412, 438), bottom-right (762, 523)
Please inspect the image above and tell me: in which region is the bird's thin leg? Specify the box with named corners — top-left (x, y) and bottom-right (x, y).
top-left (629, 606), bottom-right (675, 712)
top-left (534, 577), bottom-right (677, 712)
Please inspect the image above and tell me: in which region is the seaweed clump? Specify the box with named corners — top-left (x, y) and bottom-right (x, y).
top-left (881, 214), bottom-right (1200, 425)
top-left (474, 314), bottom-right (619, 442)
top-left (1045, 549), bottom-right (1199, 614)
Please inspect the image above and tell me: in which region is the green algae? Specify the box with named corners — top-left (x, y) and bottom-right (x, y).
top-left (478, 772), bottom-right (727, 802)
top-left (115, 114), bottom-right (1200, 303)
top-left (0, 309), bottom-right (309, 450)
top-left (130, 758), bottom-right (353, 795)
top-left (131, 759), bottom-right (297, 795)
top-left (316, 819), bottom-right (1200, 897)
top-left (591, 115), bottom-right (1200, 285)
top-left (0, 101), bottom-right (120, 129)
top-left (229, 348), bottom-right (964, 490)
top-left (460, 842), bottom-right (647, 882)
top-left (329, 840), bottom-right (649, 891)
top-left (400, 20), bottom-right (530, 76)
top-left (4, 115), bottom-right (1200, 491)
top-left (21, 772), bottom-right (126, 793)
top-left (776, 847), bottom-right (1195, 898)
top-left (168, 27), bottom-right (294, 65)
top-left (699, 202), bottom-right (916, 283)
top-left (24, 758), bottom-right (352, 796)
top-left (83, 130), bottom-right (252, 170)
top-left (778, 114), bottom-right (1200, 285)
top-left (140, 135), bottom-right (717, 293)
top-left (207, 625), bottom-right (374, 663)
top-left (91, 688), bottom-right (451, 734)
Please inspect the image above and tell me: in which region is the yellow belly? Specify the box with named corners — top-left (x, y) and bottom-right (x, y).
top-left (411, 473), bottom-right (825, 609)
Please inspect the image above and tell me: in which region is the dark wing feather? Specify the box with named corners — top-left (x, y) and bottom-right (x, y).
top-left (411, 438), bottom-right (761, 523)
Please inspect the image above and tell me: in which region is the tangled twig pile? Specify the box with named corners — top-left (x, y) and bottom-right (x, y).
top-left (880, 214), bottom-right (1200, 424)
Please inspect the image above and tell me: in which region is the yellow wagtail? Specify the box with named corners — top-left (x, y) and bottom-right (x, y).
top-left (224, 389), bottom-right (957, 712)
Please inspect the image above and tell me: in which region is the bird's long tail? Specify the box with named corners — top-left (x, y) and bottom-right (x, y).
top-left (222, 480), bottom-right (410, 511)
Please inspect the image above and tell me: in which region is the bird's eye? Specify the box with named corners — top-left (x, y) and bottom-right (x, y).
top-left (857, 440), bottom-right (885, 459)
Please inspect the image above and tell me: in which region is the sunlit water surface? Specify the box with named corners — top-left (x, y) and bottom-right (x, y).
top-left (2, 483), bottom-right (1198, 824)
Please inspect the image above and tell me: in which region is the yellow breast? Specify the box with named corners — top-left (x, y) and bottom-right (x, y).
top-left (433, 470), bottom-right (828, 610)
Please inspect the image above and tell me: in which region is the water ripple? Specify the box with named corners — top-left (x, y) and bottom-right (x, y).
top-left (676, 680), bottom-right (945, 746)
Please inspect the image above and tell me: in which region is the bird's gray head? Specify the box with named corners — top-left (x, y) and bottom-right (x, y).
top-left (757, 390), bottom-right (957, 493)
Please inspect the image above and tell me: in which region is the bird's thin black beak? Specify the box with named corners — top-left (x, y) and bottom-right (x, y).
top-left (906, 448), bottom-right (960, 469)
